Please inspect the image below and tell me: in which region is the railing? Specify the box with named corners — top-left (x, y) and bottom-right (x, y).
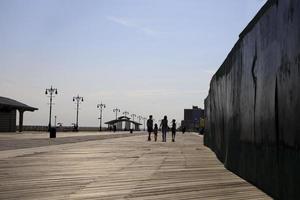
top-left (17, 126), bottom-right (108, 132)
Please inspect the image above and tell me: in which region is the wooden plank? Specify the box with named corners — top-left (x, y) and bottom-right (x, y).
top-left (0, 133), bottom-right (271, 199)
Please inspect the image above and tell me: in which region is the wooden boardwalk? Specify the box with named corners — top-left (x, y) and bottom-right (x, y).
top-left (0, 133), bottom-right (271, 199)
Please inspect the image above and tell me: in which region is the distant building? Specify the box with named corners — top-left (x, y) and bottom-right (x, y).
top-left (181, 106), bottom-right (204, 131)
top-left (0, 96), bottom-right (38, 132)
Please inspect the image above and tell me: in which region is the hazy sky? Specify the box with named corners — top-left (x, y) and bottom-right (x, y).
top-left (0, 0), bottom-right (266, 127)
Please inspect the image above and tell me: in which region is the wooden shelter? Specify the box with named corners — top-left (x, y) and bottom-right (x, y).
top-left (0, 96), bottom-right (38, 132)
top-left (105, 116), bottom-right (142, 131)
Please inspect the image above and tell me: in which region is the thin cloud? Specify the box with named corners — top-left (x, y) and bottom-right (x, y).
top-left (140, 27), bottom-right (159, 36)
top-left (106, 16), bottom-right (135, 28)
top-left (106, 16), bottom-right (160, 36)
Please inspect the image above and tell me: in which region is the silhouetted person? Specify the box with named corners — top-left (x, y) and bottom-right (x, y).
top-left (147, 115), bottom-right (153, 141)
top-left (200, 127), bottom-right (204, 135)
top-left (72, 124), bottom-right (77, 132)
top-left (171, 119), bottom-right (176, 142)
top-left (113, 125), bottom-right (116, 132)
top-left (153, 123), bottom-right (158, 142)
top-left (182, 126), bottom-right (186, 134)
top-left (160, 116), bottom-right (168, 142)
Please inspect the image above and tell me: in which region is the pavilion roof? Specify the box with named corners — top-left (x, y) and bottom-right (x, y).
top-left (105, 118), bottom-right (142, 125)
top-left (0, 96), bottom-right (38, 111)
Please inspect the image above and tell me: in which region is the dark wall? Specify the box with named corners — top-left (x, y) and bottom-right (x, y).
top-left (204, 0), bottom-right (300, 199)
top-left (0, 110), bottom-right (16, 132)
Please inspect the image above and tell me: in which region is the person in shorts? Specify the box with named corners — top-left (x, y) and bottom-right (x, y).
top-left (147, 115), bottom-right (153, 141)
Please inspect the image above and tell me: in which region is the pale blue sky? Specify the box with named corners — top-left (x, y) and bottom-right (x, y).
top-left (0, 0), bottom-right (266, 126)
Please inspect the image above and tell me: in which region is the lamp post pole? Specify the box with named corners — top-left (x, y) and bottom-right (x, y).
top-left (137, 116), bottom-right (143, 131)
top-left (45, 86), bottom-right (58, 131)
top-left (131, 114), bottom-right (136, 122)
top-left (73, 95), bottom-right (84, 131)
top-left (97, 102), bottom-right (106, 131)
top-left (137, 115), bottom-right (142, 124)
top-left (130, 114), bottom-right (136, 131)
top-left (113, 108), bottom-right (120, 119)
top-left (143, 117), bottom-right (147, 131)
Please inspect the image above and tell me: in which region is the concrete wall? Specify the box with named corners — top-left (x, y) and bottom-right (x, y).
top-left (204, 0), bottom-right (300, 199)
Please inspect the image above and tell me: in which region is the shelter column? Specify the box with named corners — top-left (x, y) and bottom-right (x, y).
top-left (18, 110), bottom-right (24, 132)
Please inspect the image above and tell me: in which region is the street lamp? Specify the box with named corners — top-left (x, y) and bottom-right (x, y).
top-left (137, 115), bottom-right (142, 123)
top-left (113, 108), bottom-right (120, 119)
top-left (123, 111), bottom-right (129, 118)
top-left (45, 86), bottom-right (58, 131)
top-left (131, 114), bottom-right (136, 121)
top-left (97, 102), bottom-right (106, 131)
top-left (73, 95), bottom-right (84, 131)
top-left (137, 116), bottom-right (142, 131)
top-left (143, 117), bottom-right (147, 131)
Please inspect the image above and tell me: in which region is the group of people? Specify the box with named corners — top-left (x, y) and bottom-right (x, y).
top-left (146, 115), bottom-right (177, 142)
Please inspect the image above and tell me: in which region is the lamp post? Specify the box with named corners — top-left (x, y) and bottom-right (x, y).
top-left (73, 95), bottom-right (84, 131)
top-left (113, 108), bottom-right (120, 119)
top-left (143, 117), bottom-right (147, 131)
top-left (131, 114), bottom-right (136, 121)
top-left (130, 114), bottom-right (136, 131)
top-left (45, 86), bottom-right (58, 131)
top-left (137, 116), bottom-right (142, 131)
top-left (123, 111), bottom-right (129, 118)
top-left (97, 102), bottom-right (106, 131)
top-left (137, 115), bottom-right (142, 124)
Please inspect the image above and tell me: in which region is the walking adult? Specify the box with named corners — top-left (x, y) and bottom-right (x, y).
top-left (147, 115), bottom-right (153, 141)
top-left (171, 119), bottom-right (176, 142)
top-left (160, 116), bottom-right (168, 142)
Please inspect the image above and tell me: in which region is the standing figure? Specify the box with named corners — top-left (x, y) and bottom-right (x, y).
top-left (182, 126), bottom-right (186, 134)
top-left (147, 115), bottom-right (153, 141)
top-left (160, 116), bottom-right (168, 142)
top-left (171, 119), bottom-right (176, 142)
top-left (153, 123), bottom-right (158, 142)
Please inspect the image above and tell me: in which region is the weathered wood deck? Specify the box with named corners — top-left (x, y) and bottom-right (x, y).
top-left (0, 133), bottom-right (270, 199)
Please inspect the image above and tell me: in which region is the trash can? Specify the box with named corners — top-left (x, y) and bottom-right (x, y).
top-left (50, 127), bottom-right (56, 138)
top-left (130, 129), bottom-right (133, 134)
